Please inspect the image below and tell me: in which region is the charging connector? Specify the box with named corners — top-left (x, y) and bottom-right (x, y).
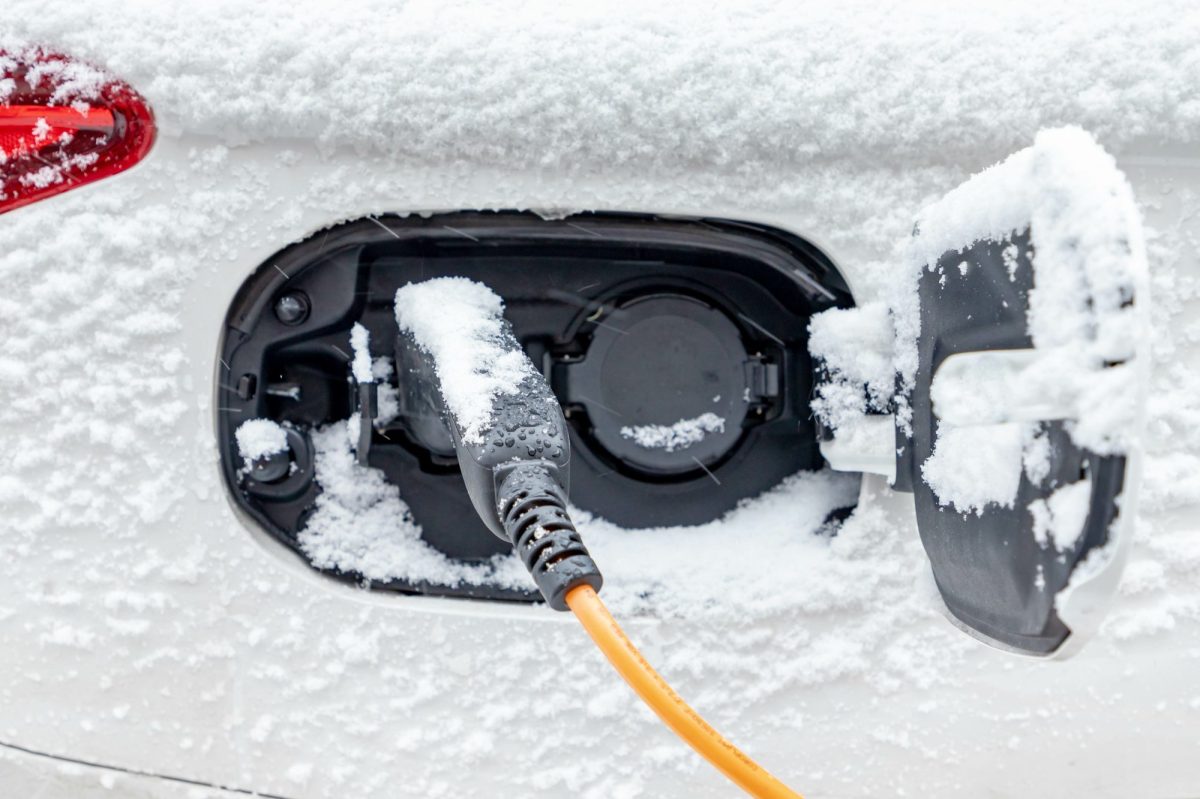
top-left (496, 463), bottom-right (600, 609)
top-left (394, 283), bottom-right (602, 609)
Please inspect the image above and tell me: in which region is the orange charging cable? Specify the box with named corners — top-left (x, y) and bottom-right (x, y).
top-left (564, 584), bottom-right (803, 799)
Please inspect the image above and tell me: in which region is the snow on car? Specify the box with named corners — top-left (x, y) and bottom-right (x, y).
top-left (1, 2), bottom-right (1198, 797)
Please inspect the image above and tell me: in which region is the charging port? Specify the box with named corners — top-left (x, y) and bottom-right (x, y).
top-left (216, 212), bottom-right (855, 600)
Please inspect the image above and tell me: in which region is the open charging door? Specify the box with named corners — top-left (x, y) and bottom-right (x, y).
top-left (818, 128), bottom-right (1148, 657)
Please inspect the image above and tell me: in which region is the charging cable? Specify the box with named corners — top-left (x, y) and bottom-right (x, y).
top-left (567, 584), bottom-right (802, 799)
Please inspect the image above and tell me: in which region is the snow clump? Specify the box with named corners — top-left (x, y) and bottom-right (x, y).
top-left (235, 418), bottom-right (288, 461)
top-left (620, 413), bottom-right (726, 452)
top-left (394, 277), bottom-right (538, 445)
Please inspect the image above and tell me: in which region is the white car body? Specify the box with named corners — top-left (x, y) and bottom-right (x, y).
top-left (1, 3), bottom-right (1198, 797)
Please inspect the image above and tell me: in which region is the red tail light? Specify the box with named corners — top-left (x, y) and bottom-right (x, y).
top-left (0, 50), bottom-right (155, 214)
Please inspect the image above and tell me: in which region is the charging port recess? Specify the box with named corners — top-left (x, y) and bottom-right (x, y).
top-left (216, 212), bottom-right (854, 601)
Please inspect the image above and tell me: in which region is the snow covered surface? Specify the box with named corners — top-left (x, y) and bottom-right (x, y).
top-left (4, 3), bottom-right (1199, 173)
top-left (372, 357), bottom-right (400, 426)
top-left (921, 423), bottom-right (1026, 515)
top-left (299, 421), bottom-right (528, 588)
top-left (0, 2), bottom-right (1198, 798)
top-left (394, 277), bottom-right (537, 445)
top-left (302, 413), bottom-right (860, 615)
top-left (808, 301), bottom-right (894, 443)
top-left (234, 418), bottom-right (287, 461)
top-left (348, 323), bottom-right (373, 384)
top-left (1030, 479), bottom-right (1093, 552)
top-left (619, 413), bottom-right (725, 452)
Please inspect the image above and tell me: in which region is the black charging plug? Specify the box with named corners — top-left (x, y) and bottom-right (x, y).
top-left (394, 323), bottom-right (602, 610)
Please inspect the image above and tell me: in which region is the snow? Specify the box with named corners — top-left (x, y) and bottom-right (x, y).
top-left (1056, 537), bottom-right (1120, 613)
top-left (348, 323), bottom-right (373, 384)
top-left (808, 301), bottom-right (894, 434)
top-left (1022, 427), bottom-right (1052, 486)
top-left (298, 420), bottom-right (528, 588)
top-left (372, 357), bottom-right (400, 426)
top-left (579, 469), bottom-right (862, 617)
top-left (4, 4), bottom-right (1198, 172)
top-left (394, 277), bottom-right (538, 445)
top-left (920, 423), bottom-right (1025, 515)
top-left (234, 418), bottom-right (287, 461)
top-left (809, 303), bottom-right (894, 405)
top-left (903, 128), bottom-right (1144, 310)
top-left (1029, 479), bottom-right (1093, 552)
top-left (619, 413), bottom-right (725, 452)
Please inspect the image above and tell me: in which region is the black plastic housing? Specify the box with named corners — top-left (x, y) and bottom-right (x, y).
top-left (215, 212), bottom-right (853, 601)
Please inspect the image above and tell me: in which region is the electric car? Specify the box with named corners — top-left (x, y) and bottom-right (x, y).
top-left (1, 3), bottom-right (1198, 797)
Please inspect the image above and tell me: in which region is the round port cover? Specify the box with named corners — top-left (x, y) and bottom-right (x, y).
top-left (561, 293), bottom-right (750, 476)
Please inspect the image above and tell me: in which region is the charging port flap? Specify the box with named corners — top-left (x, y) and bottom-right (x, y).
top-left (894, 130), bottom-right (1148, 657)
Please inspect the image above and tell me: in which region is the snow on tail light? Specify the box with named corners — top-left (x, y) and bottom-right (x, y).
top-left (0, 49), bottom-right (154, 214)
